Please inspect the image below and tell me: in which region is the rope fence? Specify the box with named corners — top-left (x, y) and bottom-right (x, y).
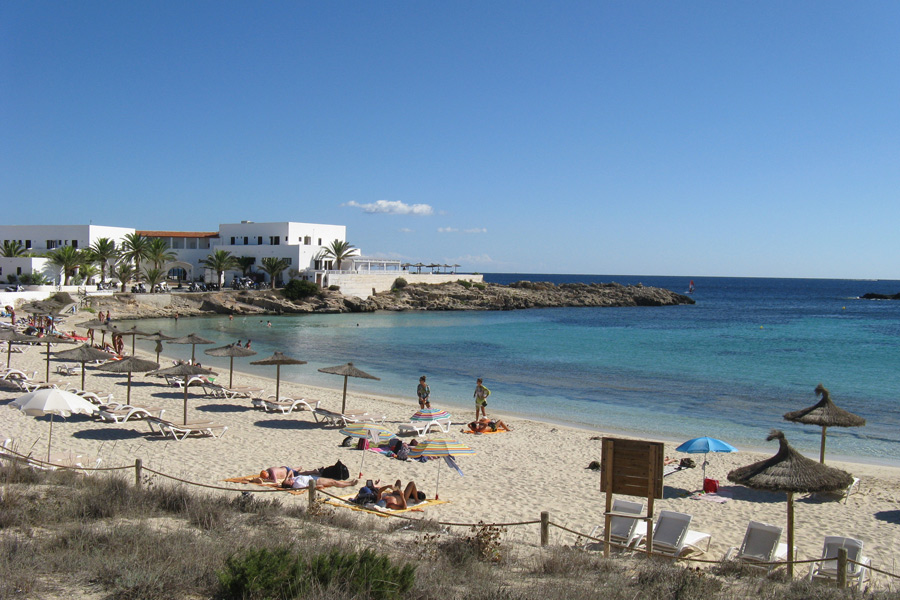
top-left (1, 447), bottom-right (896, 588)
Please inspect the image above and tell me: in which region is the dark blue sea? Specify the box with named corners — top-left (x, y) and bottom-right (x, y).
top-left (121, 275), bottom-right (900, 465)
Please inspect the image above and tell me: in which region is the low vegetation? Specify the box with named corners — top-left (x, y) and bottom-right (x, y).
top-left (0, 464), bottom-right (895, 600)
top-left (282, 278), bottom-right (321, 301)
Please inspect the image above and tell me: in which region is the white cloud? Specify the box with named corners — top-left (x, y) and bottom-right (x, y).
top-left (437, 227), bottom-right (458, 233)
top-left (438, 227), bottom-right (487, 234)
top-left (464, 228), bottom-right (487, 234)
top-left (343, 200), bottom-right (433, 216)
top-left (399, 228), bottom-right (413, 233)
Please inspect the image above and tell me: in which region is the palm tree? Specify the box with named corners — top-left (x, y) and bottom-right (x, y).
top-left (111, 261), bottom-right (136, 293)
top-left (119, 233), bottom-right (151, 277)
top-left (78, 263), bottom-right (99, 285)
top-left (236, 256), bottom-right (256, 277)
top-left (1, 240), bottom-right (25, 257)
top-left (259, 257), bottom-right (290, 289)
top-left (320, 239), bottom-right (358, 271)
top-left (47, 246), bottom-right (84, 285)
top-left (89, 237), bottom-right (117, 283)
top-left (146, 238), bottom-right (177, 270)
top-left (200, 249), bottom-right (239, 287)
top-left (142, 267), bottom-right (166, 292)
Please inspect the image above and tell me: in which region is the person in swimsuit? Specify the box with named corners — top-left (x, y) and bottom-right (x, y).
top-left (467, 417), bottom-right (511, 433)
top-left (373, 480), bottom-right (425, 509)
top-left (416, 376), bottom-right (431, 409)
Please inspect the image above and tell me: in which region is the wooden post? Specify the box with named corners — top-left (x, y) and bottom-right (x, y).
top-left (786, 492), bottom-right (795, 578)
top-left (540, 511), bottom-right (549, 546)
top-left (135, 458), bottom-right (142, 489)
top-left (603, 441), bottom-right (614, 557)
top-left (819, 426), bottom-right (828, 463)
top-left (837, 547), bottom-right (848, 588)
top-left (308, 483), bottom-right (317, 510)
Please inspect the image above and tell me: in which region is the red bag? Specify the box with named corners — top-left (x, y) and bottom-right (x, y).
top-left (357, 438), bottom-right (369, 450)
top-left (703, 478), bottom-right (719, 493)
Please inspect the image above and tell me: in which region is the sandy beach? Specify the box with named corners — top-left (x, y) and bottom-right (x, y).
top-left (2, 330), bottom-right (898, 581)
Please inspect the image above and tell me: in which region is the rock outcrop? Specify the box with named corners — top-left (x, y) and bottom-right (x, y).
top-left (82, 281), bottom-right (693, 320)
top-left (860, 292), bottom-right (900, 300)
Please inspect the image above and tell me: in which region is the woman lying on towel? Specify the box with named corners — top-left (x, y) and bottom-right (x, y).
top-left (353, 480), bottom-right (425, 509)
top-left (252, 466), bottom-right (320, 483)
top-left (282, 473), bottom-right (358, 491)
top-left (467, 417), bottom-right (512, 433)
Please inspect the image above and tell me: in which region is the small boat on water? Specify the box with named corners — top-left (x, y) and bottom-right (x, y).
top-left (686, 280), bottom-right (695, 294)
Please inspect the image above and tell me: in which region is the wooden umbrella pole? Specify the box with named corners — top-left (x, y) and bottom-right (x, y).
top-left (819, 427), bottom-right (827, 463)
top-left (229, 356), bottom-right (234, 388)
top-left (275, 365), bottom-right (281, 401)
top-left (183, 386), bottom-right (189, 425)
top-left (80, 362), bottom-right (86, 390)
top-left (787, 491), bottom-right (795, 578)
top-left (47, 414), bottom-right (54, 462)
top-left (45, 343), bottom-right (51, 380)
top-left (127, 372), bottom-right (132, 404)
top-left (341, 376), bottom-right (348, 414)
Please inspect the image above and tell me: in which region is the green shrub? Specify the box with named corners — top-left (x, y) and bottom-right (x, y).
top-left (472, 282), bottom-right (486, 290)
top-left (282, 279), bottom-right (320, 301)
top-left (457, 279), bottom-right (472, 289)
top-left (392, 277), bottom-right (408, 290)
top-left (328, 284), bottom-right (340, 291)
top-left (218, 546), bottom-right (415, 600)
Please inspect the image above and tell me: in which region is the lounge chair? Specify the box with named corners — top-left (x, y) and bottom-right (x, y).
top-left (262, 396), bottom-right (320, 414)
top-left (162, 421), bottom-right (228, 440)
top-left (584, 498), bottom-right (648, 551)
top-left (635, 510), bottom-right (711, 557)
top-left (18, 379), bottom-right (61, 392)
top-left (200, 381), bottom-right (228, 398)
top-left (808, 536), bottom-right (872, 589)
top-left (0, 369), bottom-right (37, 381)
top-left (723, 521), bottom-right (792, 571)
top-left (98, 405), bottom-right (165, 423)
top-left (55, 363), bottom-right (83, 376)
top-left (398, 417), bottom-right (452, 436)
top-left (312, 408), bottom-right (385, 427)
top-left (220, 386), bottom-right (265, 401)
top-left (33, 451), bottom-right (102, 475)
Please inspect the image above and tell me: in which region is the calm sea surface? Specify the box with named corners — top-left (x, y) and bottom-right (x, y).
top-left (120, 275), bottom-right (900, 465)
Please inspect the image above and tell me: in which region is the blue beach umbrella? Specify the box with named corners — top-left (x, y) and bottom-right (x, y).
top-left (675, 436), bottom-right (738, 483)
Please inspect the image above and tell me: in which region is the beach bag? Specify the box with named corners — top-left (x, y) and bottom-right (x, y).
top-left (321, 460), bottom-right (350, 480)
top-left (396, 442), bottom-right (411, 461)
top-left (703, 478), bottom-right (719, 493)
top-left (680, 458), bottom-right (696, 468)
top-left (351, 491), bottom-right (377, 505)
top-left (356, 438), bottom-right (369, 451)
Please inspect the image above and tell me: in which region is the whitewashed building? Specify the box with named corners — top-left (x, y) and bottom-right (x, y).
top-left (0, 224), bottom-right (134, 284)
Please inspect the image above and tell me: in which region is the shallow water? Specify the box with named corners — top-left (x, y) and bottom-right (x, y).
top-left (120, 274), bottom-right (900, 464)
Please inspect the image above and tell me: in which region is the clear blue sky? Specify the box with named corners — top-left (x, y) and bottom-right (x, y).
top-left (2, 2), bottom-right (898, 279)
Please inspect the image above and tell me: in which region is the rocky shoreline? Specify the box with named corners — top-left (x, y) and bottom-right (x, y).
top-left (79, 280), bottom-right (695, 320)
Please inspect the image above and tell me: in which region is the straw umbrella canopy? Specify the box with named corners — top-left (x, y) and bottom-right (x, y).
top-left (784, 384), bottom-right (866, 464)
top-left (80, 319), bottom-right (110, 346)
top-left (147, 363), bottom-right (217, 425)
top-left (11, 388), bottom-right (98, 461)
top-left (317, 362), bottom-right (380, 414)
top-left (727, 430), bottom-right (853, 577)
top-left (204, 344), bottom-right (257, 388)
top-left (167, 333), bottom-right (215, 363)
top-left (54, 344), bottom-right (114, 390)
top-left (96, 356), bottom-right (160, 404)
top-left (250, 352), bottom-right (306, 402)
top-left (0, 329), bottom-right (38, 369)
top-left (140, 331), bottom-right (177, 363)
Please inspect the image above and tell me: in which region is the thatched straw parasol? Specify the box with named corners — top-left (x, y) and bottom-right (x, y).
top-left (140, 331), bottom-right (177, 363)
top-left (97, 356), bottom-right (160, 404)
top-left (0, 329), bottom-right (38, 369)
top-left (54, 344), bottom-right (115, 390)
top-left (80, 319), bottom-right (110, 346)
top-left (109, 324), bottom-right (152, 355)
top-left (784, 383), bottom-right (866, 464)
top-left (167, 333), bottom-right (215, 363)
top-left (204, 344), bottom-right (257, 388)
top-left (317, 362), bottom-right (380, 414)
top-left (250, 352), bottom-right (306, 402)
top-left (147, 363), bottom-right (217, 425)
top-left (727, 430), bottom-right (853, 577)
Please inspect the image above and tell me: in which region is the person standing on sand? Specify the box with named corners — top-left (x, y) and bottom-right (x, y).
top-left (417, 376), bottom-right (431, 409)
top-left (474, 377), bottom-right (490, 420)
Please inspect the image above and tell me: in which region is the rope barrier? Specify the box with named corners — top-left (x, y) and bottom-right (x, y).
top-left (2, 449), bottom-right (897, 584)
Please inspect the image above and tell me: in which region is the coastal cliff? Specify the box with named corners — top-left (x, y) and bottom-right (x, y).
top-left (81, 281), bottom-right (694, 319)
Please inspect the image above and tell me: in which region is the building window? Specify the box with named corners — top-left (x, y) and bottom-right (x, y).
top-left (71, 240), bottom-right (78, 248)
top-left (269, 236), bottom-right (280, 245)
top-left (318, 238), bottom-right (322, 246)
top-left (25, 240), bottom-right (31, 249)
top-left (230, 237), bottom-right (235, 245)
top-left (304, 236), bottom-right (311, 245)
top-left (257, 236), bottom-right (262, 245)
top-left (47, 240), bottom-right (57, 249)
top-left (243, 237), bottom-right (248, 245)
top-left (17, 267), bottom-right (22, 275)
top-left (284, 257), bottom-right (292, 264)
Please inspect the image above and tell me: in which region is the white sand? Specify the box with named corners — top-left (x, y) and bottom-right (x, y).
top-left (2, 332), bottom-right (898, 581)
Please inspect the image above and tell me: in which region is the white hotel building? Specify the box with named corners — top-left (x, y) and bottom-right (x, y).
top-left (0, 221), bottom-right (476, 297)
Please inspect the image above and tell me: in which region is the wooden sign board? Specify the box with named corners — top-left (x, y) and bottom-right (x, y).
top-left (600, 437), bottom-right (664, 499)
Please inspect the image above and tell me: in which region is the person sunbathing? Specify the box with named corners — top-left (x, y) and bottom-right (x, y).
top-left (374, 480), bottom-right (425, 509)
top-left (282, 473), bottom-right (358, 490)
top-left (467, 417), bottom-right (511, 433)
top-left (252, 466), bottom-right (320, 483)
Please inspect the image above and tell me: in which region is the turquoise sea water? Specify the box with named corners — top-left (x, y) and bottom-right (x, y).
top-left (119, 275), bottom-right (900, 465)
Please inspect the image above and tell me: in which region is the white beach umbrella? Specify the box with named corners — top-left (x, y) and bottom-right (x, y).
top-left (11, 388), bottom-right (98, 462)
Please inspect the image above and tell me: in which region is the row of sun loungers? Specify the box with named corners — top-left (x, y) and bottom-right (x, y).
top-left (146, 416), bottom-right (228, 440)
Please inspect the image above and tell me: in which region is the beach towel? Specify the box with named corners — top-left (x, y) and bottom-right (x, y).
top-left (461, 428), bottom-right (506, 435)
top-left (223, 475), bottom-right (312, 496)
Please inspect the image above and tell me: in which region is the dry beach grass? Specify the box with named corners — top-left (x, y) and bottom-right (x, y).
top-left (1, 314), bottom-right (899, 598)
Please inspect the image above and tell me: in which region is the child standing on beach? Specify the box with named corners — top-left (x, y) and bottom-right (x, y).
top-left (417, 376), bottom-right (431, 409)
top-left (474, 378), bottom-right (490, 420)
